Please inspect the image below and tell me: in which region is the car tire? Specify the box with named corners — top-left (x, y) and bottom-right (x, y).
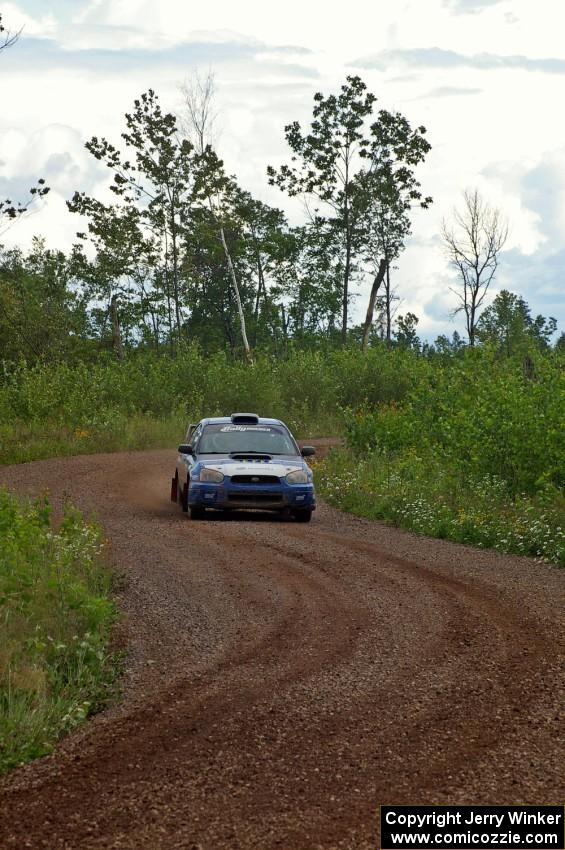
top-left (181, 481), bottom-right (189, 513)
top-left (171, 474), bottom-right (178, 503)
top-left (293, 509), bottom-right (312, 523)
top-left (189, 505), bottom-right (205, 520)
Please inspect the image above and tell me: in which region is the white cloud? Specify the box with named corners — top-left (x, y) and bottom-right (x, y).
top-left (0, 2), bottom-right (56, 37)
top-left (354, 47), bottom-right (565, 74)
top-left (0, 123), bottom-right (106, 250)
top-left (442, 0), bottom-right (506, 13)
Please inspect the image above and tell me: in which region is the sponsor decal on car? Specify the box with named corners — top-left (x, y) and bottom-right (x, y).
top-left (220, 425), bottom-right (272, 432)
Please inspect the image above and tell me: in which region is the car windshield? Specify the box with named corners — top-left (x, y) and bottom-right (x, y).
top-left (197, 423), bottom-right (298, 455)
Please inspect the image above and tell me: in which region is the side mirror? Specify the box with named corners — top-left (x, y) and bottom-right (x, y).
top-left (301, 446), bottom-right (316, 457)
top-left (178, 444), bottom-right (193, 455)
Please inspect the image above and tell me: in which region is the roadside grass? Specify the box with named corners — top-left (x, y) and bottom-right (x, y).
top-left (0, 491), bottom-right (119, 773)
top-left (315, 448), bottom-right (565, 567)
top-left (0, 409), bottom-right (342, 466)
top-left (0, 413), bottom-right (186, 466)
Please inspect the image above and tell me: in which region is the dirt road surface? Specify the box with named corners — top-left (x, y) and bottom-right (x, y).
top-left (0, 445), bottom-right (563, 849)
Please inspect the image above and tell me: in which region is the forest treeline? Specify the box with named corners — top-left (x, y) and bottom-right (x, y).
top-left (1, 76), bottom-right (433, 360)
top-left (2, 72), bottom-right (561, 362)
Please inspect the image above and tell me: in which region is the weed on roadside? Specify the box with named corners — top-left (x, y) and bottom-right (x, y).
top-left (0, 492), bottom-right (120, 773)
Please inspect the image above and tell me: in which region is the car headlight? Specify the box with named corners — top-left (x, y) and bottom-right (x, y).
top-left (286, 469), bottom-right (308, 484)
top-left (199, 467), bottom-right (224, 483)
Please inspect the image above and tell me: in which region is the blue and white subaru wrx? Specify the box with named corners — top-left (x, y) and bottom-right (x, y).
top-left (171, 413), bottom-right (316, 522)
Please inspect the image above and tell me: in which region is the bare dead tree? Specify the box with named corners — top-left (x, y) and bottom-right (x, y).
top-left (179, 70), bottom-right (218, 156)
top-left (179, 70), bottom-right (253, 364)
top-left (442, 189), bottom-right (508, 346)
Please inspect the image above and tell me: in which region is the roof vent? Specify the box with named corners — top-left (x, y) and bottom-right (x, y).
top-left (231, 412), bottom-right (259, 424)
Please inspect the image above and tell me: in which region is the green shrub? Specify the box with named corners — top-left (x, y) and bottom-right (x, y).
top-left (0, 492), bottom-right (118, 772)
top-left (0, 345), bottom-right (440, 464)
top-left (345, 348), bottom-right (565, 495)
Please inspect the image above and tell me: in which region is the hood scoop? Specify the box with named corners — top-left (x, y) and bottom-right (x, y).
top-left (230, 452), bottom-right (272, 461)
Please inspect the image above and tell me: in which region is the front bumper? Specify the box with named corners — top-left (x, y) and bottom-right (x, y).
top-left (188, 480), bottom-right (316, 511)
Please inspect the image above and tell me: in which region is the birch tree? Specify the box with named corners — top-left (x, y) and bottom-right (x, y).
top-left (180, 71), bottom-right (253, 363)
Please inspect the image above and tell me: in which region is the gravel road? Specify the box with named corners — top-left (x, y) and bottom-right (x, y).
top-left (0, 445), bottom-right (563, 849)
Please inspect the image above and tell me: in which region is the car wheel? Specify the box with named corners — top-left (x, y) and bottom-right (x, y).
top-left (293, 509), bottom-right (312, 523)
top-left (181, 481), bottom-right (189, 513)
top-left (171, 474), bottom-right (178, 503)
top-left (189, 505), bottom-right (205, 520)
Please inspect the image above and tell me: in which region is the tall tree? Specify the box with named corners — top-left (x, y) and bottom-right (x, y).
top-left (442, 189), bottom-right (508, 346)
top-left (180, 72), bottom-right (253, 363)
top-left (269, 76), bottom-right (431, 346)
top-left (268, 76), bottom-right (376, 343)
top-left (194, 149), bottom-right (254, 362)
top-left (231, 191), bottom-right (290, 348)
top-left (68, 201), bottom-right (157, 357)
top-left (357, 110), bottom-right (432, 349)
top-left (70, 90), bottom-right (197, 348)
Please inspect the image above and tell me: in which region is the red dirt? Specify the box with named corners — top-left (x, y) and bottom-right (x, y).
top-left (0, 444), bottom-right (563, 849)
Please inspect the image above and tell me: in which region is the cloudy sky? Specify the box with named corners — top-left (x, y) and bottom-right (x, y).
top-left (1, 0), bottom-right (564, 339)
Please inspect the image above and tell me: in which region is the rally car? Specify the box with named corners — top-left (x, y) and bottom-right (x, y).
top-left (170, 413), bottom-right (316, 521)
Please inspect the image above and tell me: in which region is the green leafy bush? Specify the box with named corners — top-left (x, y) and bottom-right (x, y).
top-left (345, 348), bottom-right (565, 494)
top-left (0, 492), bottom-right (118, 772)
top-left (0, 346), bottom-right (430, 463)
top-left (318, 347), bottom-right (565, 566)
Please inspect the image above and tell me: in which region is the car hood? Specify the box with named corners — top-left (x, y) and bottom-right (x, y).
top-left (195, 454), bottom-right (306, 477)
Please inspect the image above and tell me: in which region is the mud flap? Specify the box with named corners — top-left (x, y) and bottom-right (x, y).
top-left (171, 476), bottom-right (177, 503)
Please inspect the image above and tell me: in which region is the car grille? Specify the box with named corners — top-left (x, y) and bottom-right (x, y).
top-left (230, 475), bottom-right (280, 485)
top-left (228, 493), bottom-right (283, 503)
